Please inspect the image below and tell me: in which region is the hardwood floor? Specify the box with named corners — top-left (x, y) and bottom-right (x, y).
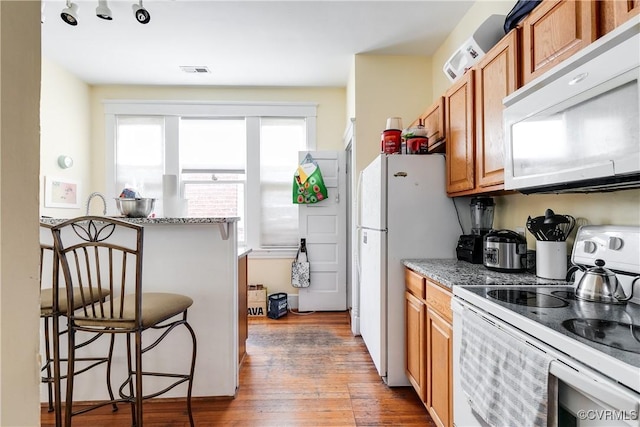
top-left (41, 311), bottom-right (435, 426)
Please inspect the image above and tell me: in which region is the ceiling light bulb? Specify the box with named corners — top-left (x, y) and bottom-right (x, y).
top-left (61, 1), bottom-right (79, 26)
top-left (132, 1), bottom-right (150, 24)
top-left (96, 0), bottom-right (113, 20)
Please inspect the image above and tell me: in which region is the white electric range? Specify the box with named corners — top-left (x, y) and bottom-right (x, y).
top-left (453, 225), bottom-right (640, 427)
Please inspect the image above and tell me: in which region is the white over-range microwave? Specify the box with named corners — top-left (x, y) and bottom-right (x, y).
top-left (503, 15), bottom-right (640, 194)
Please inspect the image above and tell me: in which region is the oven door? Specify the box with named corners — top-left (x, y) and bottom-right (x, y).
top-left (452, 297), bottom-right (640, 427)
top-left (555, 361), bottom-right (640, 427)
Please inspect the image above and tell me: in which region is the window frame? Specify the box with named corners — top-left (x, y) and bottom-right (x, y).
top-left (104, 100), bottom-right (317, 258)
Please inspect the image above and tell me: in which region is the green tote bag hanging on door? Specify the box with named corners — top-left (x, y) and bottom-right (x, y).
top-left (292, 153), bottom-right (328, 204)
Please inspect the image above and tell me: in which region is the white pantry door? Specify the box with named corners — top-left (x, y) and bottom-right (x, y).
top-left (297, 151), bottom-right (347, 311)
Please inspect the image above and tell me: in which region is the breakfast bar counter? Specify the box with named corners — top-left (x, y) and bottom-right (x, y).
top-left (39, 217), bottom-right (241, 402)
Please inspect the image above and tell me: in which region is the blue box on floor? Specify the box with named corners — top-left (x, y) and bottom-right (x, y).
top-left (267, 293), bottom-right (288, 319)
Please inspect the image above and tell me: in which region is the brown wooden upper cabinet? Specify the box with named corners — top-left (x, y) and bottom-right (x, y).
top-left (419, 0), bottom-right (637, 197)
top-left (408, 97), bottom-right (446, 153)
top-left (475, 29), bottom-right (519, 191)
top-left (420, 97), bottom-right (446, 153)
top-left (445, 29), bottom-right (519, 196)
top-left (521, 0), bottom-right (597, 85)
top-left (614, 0), bottom-right (640, 23)
top-left (445, 70), bottom-right (475, 195)
top-left (600, 0), bottom-right (640, 35)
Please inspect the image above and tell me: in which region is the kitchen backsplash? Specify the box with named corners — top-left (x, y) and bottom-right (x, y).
top-left (492, 190), bottom-right (640, 249)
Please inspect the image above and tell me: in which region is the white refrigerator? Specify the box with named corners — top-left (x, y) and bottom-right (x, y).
top-left (358, 154), bottom-right (461, 386)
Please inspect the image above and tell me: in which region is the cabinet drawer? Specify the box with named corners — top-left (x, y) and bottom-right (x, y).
top-left (405, 268), bottom-right (426, 300)
top-left (426, 280), bottom-right (452, 323)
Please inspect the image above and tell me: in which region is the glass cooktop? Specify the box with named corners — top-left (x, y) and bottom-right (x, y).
top-left (457, 285), bottom-right (640, 357)
top-left (563, 318), bottom-right (640, 353)
top-left (487, 289), bottom-right (568, 308)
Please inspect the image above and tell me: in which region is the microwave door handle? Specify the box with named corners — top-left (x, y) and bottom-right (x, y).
top-left (550, 360), bottom-right (640, 417)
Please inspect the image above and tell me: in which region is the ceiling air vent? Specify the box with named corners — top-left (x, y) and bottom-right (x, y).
top-left (179, 66), bottom-right (211, 74)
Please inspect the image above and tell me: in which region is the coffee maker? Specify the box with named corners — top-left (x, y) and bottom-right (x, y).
top-left (456, 197), bottom-right (494, 263)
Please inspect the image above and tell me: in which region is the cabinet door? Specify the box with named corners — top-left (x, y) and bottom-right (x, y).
top-left (598, 0), bottom-right (639, 35)
top-left (405, 291), bottom-right (426, 402)
top-left (615, 0), bottom-right (640, 23)
top-left (421, 97), bottom-right (446, 153)
top-left (522, 0), bottom-right (597, 84)
top-left (445, 71), bottom-right (475, 195)
top-left (475, 30), bottom-right (519, 190)
top-left (426, 307), bottom-right (453, 427)
top-left (598, 1), bottom-right (618, 38)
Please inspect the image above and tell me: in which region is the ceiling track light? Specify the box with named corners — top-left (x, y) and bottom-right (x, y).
top-left (60, 1), bottom-right (79, 26)
top-left (132, 1), bottom-right (151, 24)
top-left (96, 0), bottom-right (113, 20)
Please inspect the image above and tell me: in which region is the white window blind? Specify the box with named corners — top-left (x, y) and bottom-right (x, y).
top-left (260, 118), bottom-right (307, 247)
top-left (180, 118), bottom-right (246, 170)
top-left (180, 117), bottom-right (247, 241)
top-left (115, 116), bottom-right (165, 200)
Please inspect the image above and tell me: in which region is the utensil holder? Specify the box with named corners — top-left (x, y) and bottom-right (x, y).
top-left (536, 241), bottom-right (567, 280)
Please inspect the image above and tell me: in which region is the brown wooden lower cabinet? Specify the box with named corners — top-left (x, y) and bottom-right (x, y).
top-left (238, 254), bottom-right (248, 366)
top-left (405, 267), bottom-right (453, 427)
top-left (405, 291), bottom-right (426, 401)
top-left (426, 307), bottom-right (453, 427)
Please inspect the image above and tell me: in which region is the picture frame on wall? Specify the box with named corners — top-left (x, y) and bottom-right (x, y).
top-left (45, 176), bottom-right (80, 209)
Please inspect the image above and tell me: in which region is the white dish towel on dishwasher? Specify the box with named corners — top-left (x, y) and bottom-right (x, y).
top-left (460, 306), bottom-right (556, 427)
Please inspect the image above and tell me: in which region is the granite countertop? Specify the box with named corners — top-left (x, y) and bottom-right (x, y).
top-left (238, 246), bottom-right (252, 258)
top-left (402, 259), bottom-right (569, 289)
top-left (40, 216), bottom-right (240, 226)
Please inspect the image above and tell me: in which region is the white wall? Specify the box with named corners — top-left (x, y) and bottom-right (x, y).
top-left (0, 2), bottom-right (42, 425)
top-left (353, 54), bottom-right (433, 176)
top-left (40, 59), bottom-right (92, 218)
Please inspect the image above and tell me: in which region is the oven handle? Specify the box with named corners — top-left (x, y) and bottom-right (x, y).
top-left (551, 360), bottom-right (640, 423)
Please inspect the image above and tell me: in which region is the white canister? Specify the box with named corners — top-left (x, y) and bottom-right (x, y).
top-left (536, 241), bottom-right (568, 280)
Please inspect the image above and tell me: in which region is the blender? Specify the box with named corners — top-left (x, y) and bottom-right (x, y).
top-left (456, 197), bottom-right (495, 263)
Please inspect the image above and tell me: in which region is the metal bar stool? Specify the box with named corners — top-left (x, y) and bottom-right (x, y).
top-left (40, 222), bottom-right (115, 427)
top-left (51, 216), bottom-right (197, 427)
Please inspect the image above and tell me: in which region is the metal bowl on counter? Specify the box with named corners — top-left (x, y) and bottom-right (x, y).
top-left (115, 198), bottom-right (155, 218)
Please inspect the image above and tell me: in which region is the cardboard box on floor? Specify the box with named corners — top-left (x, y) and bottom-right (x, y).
top-left (248, 284), bottom-right (266, 317)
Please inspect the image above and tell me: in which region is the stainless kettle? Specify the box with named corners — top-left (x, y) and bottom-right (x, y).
top-left (567, 259), bottom-right (637, 304)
